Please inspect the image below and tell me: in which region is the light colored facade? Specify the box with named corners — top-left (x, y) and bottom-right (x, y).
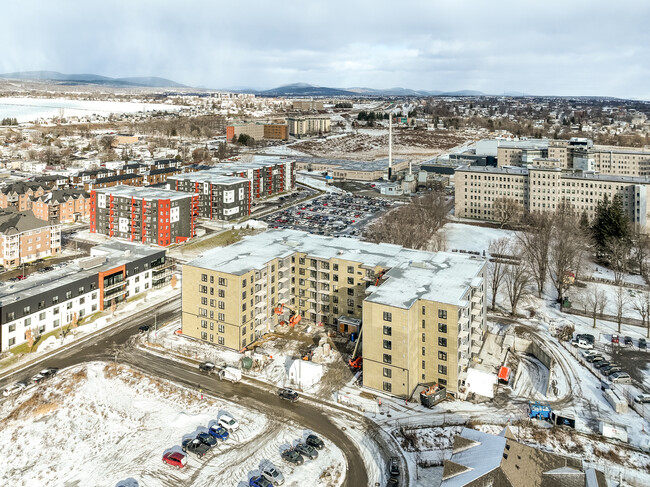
top-left (0, 242), bottom-right (170, 351)
top-left (182, 229), bottom-right (486, 398)
top-left (455, 165), bottom-right (650, 227)
top-left (292, 100), bottom-right (324, 111)
top-left (0, 211), bottom-right (61, 268)
top-left (30, 190), bottom-right (90, 224)
top-left (287, 116), bottom-right (331, 137)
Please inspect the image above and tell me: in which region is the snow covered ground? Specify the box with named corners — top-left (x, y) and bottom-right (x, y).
top-left (0, 362), bottom-right (345, 487)
top-left (441, 222), bottom-right (518, 253)
top-left (297, 173), bottom-right (345, 193)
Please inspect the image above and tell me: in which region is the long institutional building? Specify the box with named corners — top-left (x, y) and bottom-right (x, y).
top-left (0, 242), bottom-right (172, 351)
top-left (182, 229), bottom-right (486, 398)
top-left (455, 165), bottom-right (650, 226)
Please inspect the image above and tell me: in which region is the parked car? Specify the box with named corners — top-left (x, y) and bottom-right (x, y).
top-left (199, 362), bottom-right (216, 373)
top-left (138, 325), bottom-right (150, 333)
top-left (610, 372), bottom-right (632, 384)
top-left (281, 449), bottom-right (304, 465)
top-left (593, 360), bottom-right (610, 369)
top-left (624, 336), bottom-right (633, 346)
top-left (218, 414), bottom-right (239, 432)
top-left (635, 394), bottom-right (650, 404)
top-left (640, 338), bottom-right (647, 349)
top-left (249, 476), bottom-right (273, 487)
top-left (295, 443), bottom-right (318, 460)
top-left (182, 438), bottom-right (210, 458)
top-left (32, 373), bottom-right (46, 384)
top-left (40, 368), bottom-right (58, 378)
top-left (582, 350), bottom-right (599, 358)
top-left (387, 478), bottom-right (399, 487)
top-left (601, 364), bottom-right (621, 376)
top-left (196, 432), bottom-right (217, 447)
top-left (388, 457), bottom-right (401, 477)
top-left (611, 334), bottom-right (620, 344)
top-left (262, 466), bottom-right (285, 486)
top-left (586, 355), bottom-right (604, 363)
top-left (2, 381), bottom-right (27, 397)
top-left (306, 434), bottom-right (325, 450)
top-left (278, 388), bottom-right (299, 402)
top-left (208, 425), bottom-right (229, 441)
top-left (162, 451), bottom-right (187, 468)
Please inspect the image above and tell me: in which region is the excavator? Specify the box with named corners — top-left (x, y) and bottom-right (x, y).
top-left (274, 303), bottom-right (302, 327)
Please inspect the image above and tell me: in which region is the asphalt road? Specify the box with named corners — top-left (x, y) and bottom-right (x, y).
top-left (0, 295), bottom-right (377, 487)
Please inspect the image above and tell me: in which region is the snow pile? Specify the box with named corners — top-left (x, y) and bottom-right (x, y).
top-left (466, 368), bottom-right (497, 398)
top-left (288, 360), bottom-right (324, 389)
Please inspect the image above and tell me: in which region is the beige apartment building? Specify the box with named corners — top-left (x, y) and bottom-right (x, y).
top-left (0, 210), bottom-right (61, 268)
top-left (287, 116), bottom-right (331, 137)
top-left (292, 100), bottom-right (324, 111)
top-left (182, 229), bottom-right (486, 398)
top-left (455, 165), bottom-right (650, 227)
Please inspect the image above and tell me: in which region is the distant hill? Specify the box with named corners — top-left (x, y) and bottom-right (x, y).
top-left (253, 83), bottom-right (486, 97)
top-left (0, 71), bottom-right (187, 88)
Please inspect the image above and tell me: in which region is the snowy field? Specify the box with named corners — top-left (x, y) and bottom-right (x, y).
top-left (0, 362), bottom-right (344, 487)
top-left (441, 222), bottom-right (518, 253)
top-left (0, 97), bottom-right (184, 123)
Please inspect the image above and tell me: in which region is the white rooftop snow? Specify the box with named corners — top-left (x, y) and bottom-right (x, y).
top-left (465, 368), bottom-right (497, 398)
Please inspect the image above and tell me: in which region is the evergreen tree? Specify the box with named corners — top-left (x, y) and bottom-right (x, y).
top-left (592, 194), bottom-right (630, 255)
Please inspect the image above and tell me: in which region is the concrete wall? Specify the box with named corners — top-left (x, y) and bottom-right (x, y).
top-left (514, 335), bottom-right (554, 396)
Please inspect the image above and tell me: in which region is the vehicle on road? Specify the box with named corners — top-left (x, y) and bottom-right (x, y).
top-left (294, 442), bottom-right (318, 460)
top-left (199, 362), bottom-right (216, 373)
top-left (249, 475), bottom-right (273, 487)
top-left (389, 457), bottom-right (401, 477)
top-left (2, 381), bottom-right (27, 397)
top-left (181, 438), bottom-right (210, 458)
top-left (40, 368), bottom-right (58, 378)
top-left (306, 434), bottom-right (324, 450)
top-left (218, 366), bottom-right (242, 383)
top-left (262, 466), bottom-right (285, 485)
top-left (281, 449), bottom-right (304, 465)
top-left (610, 372), bottom-right (632, 384)
top-left (162, 451), bottom-right (187, 468)
top-left (196, 432), bottom-right (217, 447)
top-left (208, 425), bottom-right (229, 441)
top-left (624, 336), bottom-right (633, 346)
top-left (218, 414), bottom-right (240, 432)
top-left (611, 335), bottom-right (619, 344)
top-left (278, 388), bottom-right (299, 402)
top-left (593, 360), bottom-right (610, 369)
top-left (640, 338), bottom-right (647, 349)
top-left (138, 325), bottom-right (150, 333)
top-left (635, 394), bottom-right (650, 404)
top-left (32, 373), bottom-right (46, 384)
top-left (387, 478), bottom-right (399, 487)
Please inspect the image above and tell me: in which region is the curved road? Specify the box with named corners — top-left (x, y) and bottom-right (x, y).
top-left (0, 297), bottom-right (386, 487)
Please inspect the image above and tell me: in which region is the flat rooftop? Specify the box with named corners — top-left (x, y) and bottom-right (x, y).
top-left (93, 184), bottom-right (192, 201)
top-left (188, 229), bottom-right (485, 308)
top-left (294, 156), bottom-right (406, 172)
top-left (170, 173), bottom-right (248, 185)
top-left (0, 242), bottom-right (162, 306)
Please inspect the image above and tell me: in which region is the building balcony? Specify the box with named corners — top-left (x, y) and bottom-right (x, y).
top-left (458, 329), bottom-right (469, 340)
top-left (470, 307), bottom-right (481, 316)
top-left (458, 317), bottom-right (469, 327)
top-left (104, 286), bottom-right (127, 299)
top-left (471, 295), bottom-right (482, 304)
top-left (471, 343), bottom-right (481, 354)
top-left (104, 279), bottom-right (126, 292)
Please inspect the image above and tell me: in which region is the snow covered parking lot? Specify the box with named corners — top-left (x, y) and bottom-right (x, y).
top-left (0, 362), bottom-right (345, 487)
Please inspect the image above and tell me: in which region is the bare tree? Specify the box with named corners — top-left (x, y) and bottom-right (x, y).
top-left (608, 237), bottom-right (631, 285)
top-left (517, 212), bottom-right (553, 297)
top-left (26, 328), bottom-right (35, 351)
top-left (549, 202), bottom-right (583, 304)
top-left (633, 291), bottom-right (650, 338)
top-left (614, 285), bottom-right (628, 334)
top-left (492, 197), bottom-right (522, 229)
top-left (630, 228), bottom-right (649, 280)
top-left (586, 287), bottom-right (608, 328)
top-left (503, 245), bottom-right (532, 316)
top-left (487, 237), bottom-right (511, 310)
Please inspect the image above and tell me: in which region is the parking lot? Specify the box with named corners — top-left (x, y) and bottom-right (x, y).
top-left (261, 193), bottom-right (394, 237)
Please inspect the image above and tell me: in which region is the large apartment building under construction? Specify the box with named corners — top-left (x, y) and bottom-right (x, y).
top-left (182, 229), bottom-right (486, 399)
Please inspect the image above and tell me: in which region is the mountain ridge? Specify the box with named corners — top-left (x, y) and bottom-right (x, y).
top-left (0, 71), bottom-right (187, 88)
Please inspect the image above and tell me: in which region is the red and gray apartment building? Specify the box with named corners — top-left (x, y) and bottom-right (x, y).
top-left (90, 185), bottom-right (199, 247)
top-left (167, 157), bottom-right (296, 221)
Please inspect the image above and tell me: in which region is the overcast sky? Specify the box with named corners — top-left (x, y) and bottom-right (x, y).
top-left (2, 0), bottom-right (649, 98)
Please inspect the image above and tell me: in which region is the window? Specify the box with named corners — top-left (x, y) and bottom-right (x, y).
top-left (242, 279), bottom-right (247, 288)
top-left (218, 324), bottom-right (225, 333)
top-left (66, 302), bottom-right (72, 310)
top-left (200, 285), bottom-right (207, 293)
top-left (383, 311), bottom-right (392, 322)
top-left (438, 309), bottom-right (447, 319)
top-left (199, 308), bottom-right (207, 317)
top-left (218, 337), bottom-right (224, 345)
top-left (78, 286), bottom-right (84, 295)
top-left (201, 320), bottom-right (208, 329)
top-left (383, 368), bottom-right (392, 378)
top-left (8, 324), bottom-right (15, 332)
top-left (422, 347), bottom-right (425, 356)
top-left (23, 305), bottom-right (31, 315)
top-left (383, 340), bottom-right (392, 350)
top-left (218, 313), bottom-right (225, 321)
top-left (383, 326), bottom-right (392, 336)
top-left (39, 312), bottom-right (46, 321)
top-left (422, 360), bottom-right (425, 369)
top-left (92, 304), bottom-right (97, 312)
top-left (66, 291), bottom-right (72, 299)
top-left (92, 292), bottom-right (97, 300)
top-left (438, 365), bottom-right (448, 375)
top-left (25, 317), bottom-right (31, 326)
top-left (422, 333), bottom-right (425, 342)
top-left (52, 296), bottom-right (59, 305)
top-left (7, 311), bottom-right (15, 321)
top-left (438, 323), bottom-right (447, 333)
top-left (438, 378), bottom-right (447, 386)
top-left (8, 338), bottom-right (15, 347)
top-left (218, 301), bottom-right (225, 309)
top-left (38, 300), bottom-right (45, 310)
top-left (80, 297), bottom-right (85, 305)
top-left (439, 351), bottom-right (448, 361)
top-left (201, 274), bottom-right (208, 282)
top-left (422, 320), bottom-right (425, 329)
top-left (383, 382), bottom-right (392, 392)
top-left (218, 289), bottom-right (225, 298)
top-left (383, 354), bottom-right (392, 364)
top-left (53, 307), bottom-right (59, 315)
top-left (438, 337), bottom-right (447, 347)
top-left (422, 306), bottom-right (426, 315)
top-left (242, 338), bottom-right (247, 347)
top-left (218, 277), bottom-right (227, 286)
top-left (201, 332), bottom-right (207, 340)
top-left (333, 264), bottom-right (338, 271)
top-left (347, 288), bottom-right (354, 296)
top-left (347, 277), bottom-right (354, 285)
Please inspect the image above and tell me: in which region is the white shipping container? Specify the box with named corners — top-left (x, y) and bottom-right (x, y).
top-left (599, 421), bottom-right (628, 442)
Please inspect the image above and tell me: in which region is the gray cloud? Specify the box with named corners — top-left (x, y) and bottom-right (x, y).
top-left (2, 0), bottom-right (649, 98)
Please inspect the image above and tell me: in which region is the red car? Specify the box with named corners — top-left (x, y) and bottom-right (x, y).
top-left (611, 334), bottom-right (619, 344)
top-left (163, 451), bottom-right (187, 469)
